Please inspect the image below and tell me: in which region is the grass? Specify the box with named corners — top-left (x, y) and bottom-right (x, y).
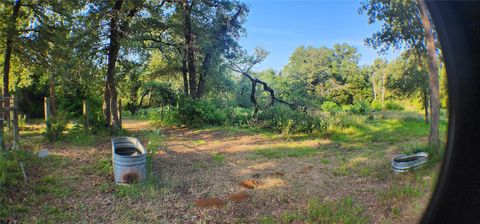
top-left (379, 184), bottom-right (423, 201)
top-left (4, 110), bottom-right (445, 223)
top-left (253, 146), bottom-right (319, 159)
top-left (211, 152), bottom-right (225, 164)
top-left (261, 197), bottom-right (369, 224)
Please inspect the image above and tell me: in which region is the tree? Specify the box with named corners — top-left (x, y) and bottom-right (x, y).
top-left (1, 0), bottom-right (21, 125)
top-left (360, 0), bottom-right (441, 150)
top-left (283, 44), bottom-right (368, 105)
top-left (386, 51), bottom-right (430, 123)
top-left (368, 58), bottom-right (387, 102)
top-left (231, 48), bottom-right (299, 117)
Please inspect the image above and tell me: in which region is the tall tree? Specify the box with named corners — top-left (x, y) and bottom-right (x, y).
top-left (2, 0), bottom-right (21, 125)
top-left (102, 0), bottom-right (138, 130)
top-left (360, 0), bottom-right (442, 151)
top-left (283, 44), bottom-right (368, 105)
top-left (180, 0), bottom-right (197, 98)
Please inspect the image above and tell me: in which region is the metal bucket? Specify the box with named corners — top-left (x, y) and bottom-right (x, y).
top-left (112, 137), bottom-right (147, 184)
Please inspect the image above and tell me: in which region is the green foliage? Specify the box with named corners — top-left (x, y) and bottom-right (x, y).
top-left (177, 98), bottom-right (226, 127)
top-left (136, 107), bottom-right (178, 126)
top-left (283, 44), bottom-right (369, 105)
top-left (370, 100), bottom-right (383, 111)
top-left (45, 113), bottom-right (68, 142)
top-left (360, 0), bottom-right (425, 52)
top-left (342, 101), bottom-right (370, 114)
top-left (321, 101), bottom-right (341, 113)
top-left (144, 128), bottom-right (165, 152)
top-left (257, 105), bottom-right (323, 133)
top-left (224, 107), bottom-right (253, 126)
top-left (384, 100), bottom-right (404, 111)
top-left (140, 82), bottom-right (176, 108)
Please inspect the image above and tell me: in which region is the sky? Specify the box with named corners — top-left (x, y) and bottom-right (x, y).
top-left (239, 0), bottom-right (399, 72)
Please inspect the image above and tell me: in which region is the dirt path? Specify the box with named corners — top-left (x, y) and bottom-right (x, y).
top-left (141, 125), bottom-right (400, 223)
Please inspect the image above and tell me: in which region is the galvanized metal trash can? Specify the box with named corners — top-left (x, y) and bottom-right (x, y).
top-left (111, 137), bottom-right (147, 184)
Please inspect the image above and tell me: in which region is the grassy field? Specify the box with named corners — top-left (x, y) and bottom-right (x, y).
top-left (1, 111), bottom-right (446, 223)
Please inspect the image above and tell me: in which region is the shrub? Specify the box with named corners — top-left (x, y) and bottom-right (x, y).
top-left (45, 113), bottom-right (68, 141)
top-left (370, 100), bottom-right (383, 111)
top-left (321, 101), bottom-right (341, 113)
top-left (177, 98), bottom-right (226, 127)
top-left (342, 101), bottom-right (369, 115)
top-left (257, 105), bottom-right (323, 133)
top-left (226, 107), bottom-right (253, 126)
top-left (383, 100), bottom-right (404, 111)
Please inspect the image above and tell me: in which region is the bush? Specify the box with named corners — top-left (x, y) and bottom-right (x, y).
top-left (225, 107), bottom-right (253, 126)
top-left (321, 101), bottom-right (341, 113)
top-left (257, 105), bottom-right (323, 133)
top-left (370, 100), bottom-right (404, 111)
top-left (342, 101), bottom-right (369, 115)
top-left (177, 98), bottom-right (226, 127)
top-left (370, 100), bottom-right (382, 111)
top-left (45, 113), bottom-right (68, 141)
top-left (383, 100), bottom-right (404, 111)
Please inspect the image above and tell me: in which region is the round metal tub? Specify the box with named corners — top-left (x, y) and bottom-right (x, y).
top-left (111, 137), bottom-right (147, 184)
top-left (391, 152), bottom-right (429, 173)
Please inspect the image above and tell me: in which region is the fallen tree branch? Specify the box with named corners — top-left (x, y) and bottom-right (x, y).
top-left (231, 65), bottom-right (301, 117)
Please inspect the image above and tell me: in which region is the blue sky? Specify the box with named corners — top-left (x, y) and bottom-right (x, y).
top-left (239, 0), bottom-right (399, 71)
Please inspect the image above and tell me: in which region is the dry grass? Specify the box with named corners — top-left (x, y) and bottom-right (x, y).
top-left (2, 116), bottom-right (442, 223)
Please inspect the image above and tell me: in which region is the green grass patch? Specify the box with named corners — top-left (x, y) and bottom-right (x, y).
top-left (262, 197), bottom-right (369, 223)
top-left (379, 184), bottom-right (422, 201)
top-left (332, 118), bottom-right (429, 144)
top-left (143, 129), bottom-right (165, 152)
top-left (211, 152), bottom-right (225, 164)
top-left (307, 197), bottom-right (368, 224)
top-left (258, 216), bottom-right (276, 224)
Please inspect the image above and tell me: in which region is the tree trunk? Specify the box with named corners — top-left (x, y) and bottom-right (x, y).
top-left (423, 88), bottom-right (429, 124)
top-left (49, 73), bottom-right (56, 117)
top-left (381, 71), bottom-right (386, 103)
top-left (371, 72), bottom-right (377, 100)
top-left (103, 82), bottom-right (111, 128)
top-left (418, 0), bottom-right (440, 151)
top-left (105, 0), bottom-right (124, 130)
top-left (181, 48), bottom-right (189, 96)
top-left (183, 0), bottom-right (197, 98)
top-left (196, 51), bottom-right (211, 98)
top-left (2, 0), bottom-right (21, 127)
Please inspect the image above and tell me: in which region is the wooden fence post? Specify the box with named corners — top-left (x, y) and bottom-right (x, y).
top-left (44, 97), bottom-right (51, 137)
top-left (118, 99), bottom-right (122, 129)
top-left (83, 99), bottom-right (89, 131)
top-left (11, 97), bottom-right (19, 150)
top-left (0, 97), bottom-right (4, 152)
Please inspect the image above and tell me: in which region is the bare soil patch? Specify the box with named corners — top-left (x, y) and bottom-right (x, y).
top-left (228, 191), bottom-right (250, 203)
top-left (240, 179), bottom-right (262, 189)
top-left (195, 197), bottom-right (225, 208)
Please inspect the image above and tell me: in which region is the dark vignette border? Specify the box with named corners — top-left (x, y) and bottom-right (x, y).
top-left (422, 1), bottom-right (480, 223)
